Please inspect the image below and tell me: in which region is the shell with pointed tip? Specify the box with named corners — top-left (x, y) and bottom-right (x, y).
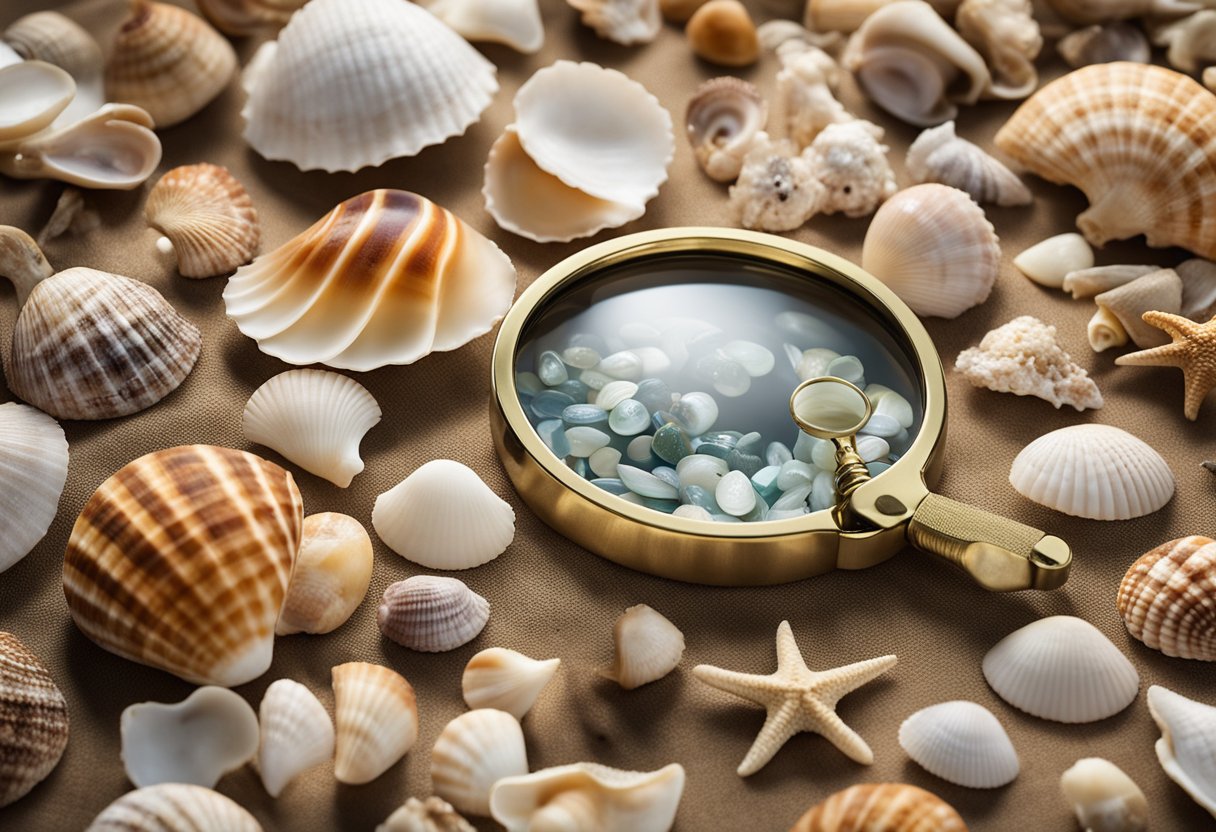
top-left (277, 513), bottom-right (373, 636)
top-left (1058, 22), bottom-right (1150, 67)
top-left (241, 0), bottom-right (497, 172)
top-left (0, 633), bottom-right (68, 808)
top-left (1148, 685), bottom-right (1216, 817)
top-left (146, 164), bottom-right (259, 278)
top-left (686, 0), bottom-right (760, 67)
top-left (790, 783), bottom-right (969, 831)
top-left (605, 604), bottom-right (685, 689)
top-left (1118, 536), bottom-right (1216, 662)
top-left (955, 0), bottom-right (1041, 99)
top-left (898, 701), bottom-right (1019, 788)
top-left (1063, 264), bottom-right (1156, 299)
top-left (995, 63), bottom-right (1216, 259)
top-left (373, 459), bottom-right (515, 570)
top-left (1089, 269), bottom-right (1182, 352)
top-left (1009, 425), bottom-right (1174, 520)
top-left (257, 679), bottom-right (334, 798)
top-left (86, 784), bottom-right (262, 832)
top-left (686, 76), bottom-right (767, 183)
top-left (906, 121), bottom-right (1031, 206)
top-left (490, 762), bottom-right (686, 832)
top-left (332, 662), bottom-right (418, 785)
top-left (195, 0), bottom-right (306, 35)
top-left (64, 445), bottom-right (302, 686)
top-left (0, 61), bottom-right (75, 144)
top-left (3, 13), bottom-right (103, 82)
top-left (1013, 232), bottom-right (1094, 289)
top-left (982, 616), bottom-right (1139, 723)
top-left (567, 0), bottom-right (661, 45)
top-left (462, 648), bottom-right (561, 719)
top-left (862, 184), bottom-right (1000, 318)
top-left (0, 404), bottom-right (68, 573)
top-left (377, 576), bottom-right (490, 652)
top-left (224, 190), bottom-right (516, 370)
top-left (1059, 758), bottom-right (1148, 832)
top-left (424, 0), bottom-right (544, 53)
top-left (432, 709), bottom-right (529, 816)
top-left (379, 797), bottom-right (477, 832)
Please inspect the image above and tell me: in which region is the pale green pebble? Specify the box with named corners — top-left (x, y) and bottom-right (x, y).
top-left (634, 378), bottom-right (673, 414)
top-left (715, 470), bottom-right (756, 516)
top-left (810, 470), bottom-right (835, 511)
top-left (651, 422), bottom-right (692, 464)
top-left (631, 346), bottom-right (671, 376)
top-left (752, 465), bottom-right (780, 502)
top-left (676, 455), bottom-right (728, 491)
top-left (812, 437), bottom-right (837, 471)
top-left (562, 404), bottom-right (608, 429)
top-left (695, 441), bottom-right (732, 460)
top-left (735, 431), bottom-right (764, 456)
top-left (618, 492), bottom-right (645, 505)
top-left (889, 428), bottom-right (911, 454)
top-left (673, 504), bottom-right (714, 521)
top-left (619, 322), bottom-right (661, 346)
top-left (640, 497), bottom-right (679, 513)
top-left (579, 369), bottom-right (613, 390)
top-left (626, 435), bottom-right (654, 462)
top-left (727, 449), bottom-right (762, 478)
top-left (766, 441), bottom-right (793, 467)
top-left (772, 483), bottom-right (812, 511)
top-left (537, 419), bottom-right (571, 457)
top-left (875, 391), bottom-right (915, 429)
top-left (826, 355), bottom-right (865, 387)
top-left (566, 426), bottom-right (611, 457)
top-left (608, 399), bottom-right (650, 435)
top-left (710, 356), bottom-right (751, 398)
top-left (597, 380), bottom-right (638, 411)
top-left (562, 346), bottom-right (601, 370)
top-left (796, 347), bottom-right (840, 380)
top-left (589, 446), bottom-right (622, 478)
top-left (767, 507), bottom-right (808, 520)
top-left (652, 467), bottom-right (680, 490)
top-left (516, 371), bottom-right (544, 395)
top-left (596, 350), bottom-right (643, 381)
top-left (592, 477), bottom-right (629, 495)
top-left (856, 435), bottom-right (890, 463)
top-left (555, 379), bottom-right (589, 402)
top-left (777, 460), bottom-right (815, 490)
top-left (701, 430), bottom-right (742, 446)
top-left (567, 457), bottom-right (590, 478)
top-left (531, 390), bottom-right (576, 419)
top-left (720, 340), bottom-right (775, 377)
top-left (860, 413), bottom-right (901, 439)
top-left (537, 350), bottom-right (568, 386)
top-left (867, 461), bottom-right (892, 477)
top-left (680, 484), bottom-right (720, 512)
top-left (618, 464), bottom-right (679, 499)
top-left (792, 431), bottom-right (817, 463)
top-left (670, 392), bottom-right (719, 435)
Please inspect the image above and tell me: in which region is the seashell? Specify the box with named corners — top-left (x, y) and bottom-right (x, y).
top-left (1058, 22), bottom-right (1150, 67)
top-left (1063, 264), bottom-right (1155, 299)
top-left (195, 0), bottom-right (307, 35)
top-left (243, 370), bottom-right (380, 488)
top-left (1207, 66), bottom-right (1215, 94)
top-left (0, 403), bottom-right (68, 573)
top-left (1148, 685), bottom-right (1216, 817)
top-left (898, 700), bottom-right (1019, 788)
top-left (982, 615), bottom-right (1140, 723)
top-left (1013, 233), bottom-right (1094, 289)
top-left (432, 709), bottom-right (529, 816)
top-left (332, 662), bottom-right (419, 785)
top-left (567, 0), bottom-right (661, 45)
top-left (1009, 425), bottom-right (1173, 520)
top-left (224, 190), bottom-right (516, 370)
top-left (423, 0), bottom-right (544, 54)
top-left (802, 120), bottom-right (896, 217)
top-left (86, 784), bottom-right (262, 832)
top-left (379, 797), bottom-right (477, 832)
top-left (241, 0), bottom-right (497, 172)
top-left (1044, 0), bottom-right (1199, 23)
top-left (728, 132), bottom-right (823, 232)
top-left (1088, 269), bottom-right (1182, 352)
top-left (1151, 10), bottom-right (1216, 73)
top-left (662, 0), bottom-right (710, 21)
top-left (862, 183), bottom-right (1000, 319)
top-left (841, 0), bottom-right (991, 127)
top-left (0, 61), bottom-right (75, 144)
top-left (490, 762), bottom-right (686, 832)
top-left (121, 687), bottom-right (259, 789)
top-left (1060, 757), bottom-right (1148, 832)
top-left (790, 783), bottom-right (968, 832)
top-left (462, 648), bottom-right (561, 719)
top-left (1179, 258), bottom-right (1216, 321)
top-left (905, 121), bottom-right (1031, 206)
top-left (955, 0), bottom-right (1042, 99)
top-left (0, 225), bottom-right (53, 303)
top-left (686, 76), bottom-right (767, 183)
top-left (38, 188), bottom-right (99, 247)
top-left (3, 13), bottom-right (103, 84)
top-left (774, 42), bottom-right (851, 148)
top-left (276, 512), bottom-right (373, 636)
top-left (995, 63), bottom-right (1216, 259)
top-left (64, 445), bottom-right (302, 686)
top-left (105, 1), bottom-right (236, 128)
top-left (377, 575), bottom-right (490, 652)
top-left (604, 604), bottom-right (685, 689)
top-left (146, 164), bottom-right (259, 279)
top-left (373, 459), bottom-right (515, 570)
top-left (758, 19), bottom-right (847, 53)
top-left (1117, 536), bottom-right (1216, 662)
top-left (686, 0), bottom-right (760, 67)
top-left (257, 679), bottom-right (334, 798)
top-left (0, 632), bottom-right (69, 808)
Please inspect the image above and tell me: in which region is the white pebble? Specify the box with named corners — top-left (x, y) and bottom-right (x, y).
top-left (810, 470), bottom-right (835, 511)
top-left (771, 483), bottom-right (813, 511)
top-left (676, 455), bottom-right (729, 491)
top-left (631, 346), bottom-right (671, 376)
top-left (589, 447), bottom-right (621, 478)
top-left (826, 355), bottom-right (865, 387)
top-left (766, 441), bottom-right (793, 466)
top-left (673, 504), bottom-right (714, 521)
top-left (671, 392), bottom-right (719, 435)
top-left (562, 346), bottom-right (601, 369)
top-left (608, 400), bottom-right (649, 435)
top-left (812, 438), bottom-right (837, 471)
top-left (626, 435), bottom-right (653, 462)
top-left (516, 372), bottom-right (544, 395)
top-left (860, 413), bottom-right (901, 438)
top-left (875, 391), bottom-right (914, 429)
top-left (579, 369), bottom-right (613, 390)
top-left (856, 435), bottom-right (890, 463)
top-left (767, 507), bottom-right (808, 520)
top-left (792, 431), bottom-right (817, 463)
top-left (596, 351), bottom-right (643, 381)
top-left (776, 460), bottom-right (815, 490)
top-left (618, 464), bottom-right (679, 499)
top-left (597, 380), bottom-right (639, 411)
top-left (715, 470), bottom-right (757, 517)
top-left (566, 426), bottom-right (611, 457)
top-left (720, 340), bottom-right (775, 377)
top-left (796, 348), bottom-right (840, 381)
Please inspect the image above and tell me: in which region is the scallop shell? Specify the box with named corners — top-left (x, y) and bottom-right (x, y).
top-left (243, 370), bottom-right (381, 488)
top-left (1059, 758), bottom-right (1148, 832)
top-left (955, 0), bottom-right (1042, 99)
top-left (462, 648), bottom-right (561, 719)
top-left (1117, 536), bottom-right (1216, 662)
top-left (0, 403), bottom-right (68, 573)
top-left (686, 76), bottom-right (767, 183)
top-left (1058, 22), bottom-right (1150, 67)
top-left (0, 632), bottom-right (69, 808)
top-left (861, 183), bottom-right (1000, 319)
top-left (377, 575), bottom-right (490, 652)
top-left (1148, 685), bottom-right (1216, 817)
top-left (1009, 424), bottom-right (1174, 520)
top-left (224, 190), bottom-right (516, 371)
top-left (982, 615), bottom-right (1140, 723)
top-left (490, 763), bottom-right (686, 832)
top-left (604, 604), bottom-right (685, 690)
top-left (332, 662), bottom-right (419, 785)
top-left (1088, 268), bottom-right (1182, 352)
top-left (121, 686), bottom-right (260, 789)
top-left (87, 785), bottom-right (262, 832)
top-left (905, 121), bottom-right (1031, 206)
top-left (686, 0), bottom-right (760, 67)
top-left (424, 0), bottom-right (544, 53)
top-left (63, 445), bottom-right (302, 686)
top-left (567, 0), bottom-right (661, 45)
top-left (898, 700), bottom-right (1019, 788)
top-left (995, 63), bottom-right (1216, 259)
top-left (432, 709), bottom-right (529, 816)
top-left (195, 0), bottom-right (307, 35)
top-left (3, 13), bottom-right (104, 83)
top-left (241, 0), bottom-right (497, 172)
top-left (0, 61), bottom-right (75, 144)
top-left (276, 512), bottom-right (373, 636)
top-left (790, 783), bottom-right (969, 832)
top-left (373, 459), bottom-right (515, 570)
top-left (257, 679), bottom-right (335, 798)
top-left (379, 797), bottom-right (477, 832)
top-left (146, 164), bottom-right (259, 279)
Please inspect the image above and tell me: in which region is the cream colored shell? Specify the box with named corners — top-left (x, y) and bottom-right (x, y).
top-left (906, 121), bottom-right (1031, 206)
top-left (423, 0), bottom-right (544, 53)
top-left (955, 0), bottom-right (1042, 99)
top-left (1013, 232), bottom-right (1094, 289)
top-left (1118, 536), bottom-right (1216, 662)
top-left (0, 403), bottom-right (68, 573)
top-left (773, 43), bottom-right (850, 148)
top-left (0, 632), bottom-right (69, 809)
top-left (332, 662), bottom-right (419, 785)
top-left (803, 120), bottom-right (897, 217)
top-left (277, 512), bottom-right (374, 636)
top-left (1148, 685), bottom-right (1216, 817)
top-left (432, 709), bottom-right (529, 816)
top-left (3, 12), bottom-right (103, 83)
top-left (729, 132), bottom-right (822, 231)
top-left (1058, 22), bottom-right (1150, 67)
top-left (567, 0), bottom-right (661, 45)
top-left (258, 679), bottom-right (334, 798)
top-left (791, 783), bottom-right (968, 832)
top-left (86, 784), bottom-right (263, 832)
top-left (0, 61), bottom-right (74, 143)
top-left (195, 0), bottom-right (307, 35)
top-left (378, 797), bottom-right (476, 832)
top-left (462, 648), bottom-right (561, 719)
top-left (1059, 758), bottom-right (1148, 832)
top-left (685, 76), bottom-right (767, 183)
top-left (146, 163), bottom-right (259, 278)
top-left (604, 604), bottom-right (686, 689)
top-left (899, 700), bottom-right (1019, 788)
top-left (686, 0), bottom-right (760, 67)
top-left (1045, 0), bottom-right (1202, 25)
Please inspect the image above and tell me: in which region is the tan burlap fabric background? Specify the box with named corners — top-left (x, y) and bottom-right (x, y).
top-left (2, 1), bottom-right (1215, 828)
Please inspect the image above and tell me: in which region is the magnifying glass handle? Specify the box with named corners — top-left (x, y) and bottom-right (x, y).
top-left (905, 493), bottom-right (1072, 591)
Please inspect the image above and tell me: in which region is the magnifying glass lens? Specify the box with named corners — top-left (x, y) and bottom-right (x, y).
top-left (791, 378), bottom-right (872, 439)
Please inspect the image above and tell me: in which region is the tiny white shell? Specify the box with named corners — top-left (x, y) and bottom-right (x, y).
top-left (377, 575), bottom-right (490, 653)
top-left (432, 709), bottom-right (529, 816)
top-left (567, 0), bottom-right (661, 45)
top-left (0, 403), bottom-right (68, 573)
top-left (462, 648), bottom-right (561, 719)
top-left (1148, 685), bottom-right (1216, 817)
top-left (898, 700), bottom-right (1020, 788)
top-left (257, 679), bottom-right (334, 798)
top-left (604, 604), bottom-right (685, 689)
top-left (1013, 233), bottom-right (1094, 288)
top-left (1059, 757), bottom-right (1148, 832)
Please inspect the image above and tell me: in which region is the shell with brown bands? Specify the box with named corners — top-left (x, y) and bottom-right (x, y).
top-left (790, 783), bottom-right (968, 831)
top-left (1118, 535), bottom-right (1216, 661)
top-left (0, 632), bottom-right (69, 808)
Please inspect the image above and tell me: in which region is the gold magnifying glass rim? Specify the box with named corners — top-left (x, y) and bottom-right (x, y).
top-left (788, 376), bottom-right (874, 440)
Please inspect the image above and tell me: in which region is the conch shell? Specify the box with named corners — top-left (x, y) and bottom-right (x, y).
top-left (685, 76), bottom-right (767, 182)
top-left (0, 632), bottom-right (69, 809)
top-left (1118, 536), bottom-right (1216, 661)
top-left (146, 163), bottom-right (259, 278)
top-left (906, 121), bottom-right (1031, 206)
top-left (955, 0), bottom-right (1042, 99)
top-left (791, 783), bottom-right (968, 831)
top-left (195, 0), bottom-right (307, 35)
top-left (422, 0), bottom-right (544, 54)
top-left (0, 403), bottom-right (68, 573)
top-left (1087, 268), bottom-right (1182, 352)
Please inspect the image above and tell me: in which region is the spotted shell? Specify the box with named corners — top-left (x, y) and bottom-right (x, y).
top-left (790, 783), bottom-right (968, 831)
top-left (1118, 536), bottom-right (1216, 661)
top-left (146, 164), bottom-right (259, 279)
top-left (0, 633), bottom-right (69, 808)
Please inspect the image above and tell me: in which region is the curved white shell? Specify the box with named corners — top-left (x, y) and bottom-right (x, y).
top-left (0, 61), bottom-right (74, 144)
top-left (424, 0), bottom-right (544, 53)
top-left (567, 0), bottom-right (661, 45)
top-left (1009, 424), bottom-right (1174, 520)
top-left (686, 76), bottom-right (767, 183)
top-left (1013, 233), bottom-right (1094, 288)
top-left (1059, 758), bottom-right (1148, 832)
top-left (377, 575), bottom-right (490, 652)
top-left (0, 403), bottom-right (68, 573)
top-left (605, 604), bottom-right (686, 689)
top-left (1148, 685), bottom-right (1216, 817)
top-left (332, 662), bottom-right (419, 785)
top-left (774, 43), bottom-right (851, 147)
top-left (258, 679), bottom-right (334, 798)
top-left (955, 0), bottom-right (1042, 99)
top-left (378, 797), bottom-right (476, 832)
top-left (898, 700), bottom-right (1020, 788)
top-left (87, 784), bottom-right (262, 832)
top-left (906, 121), bottom-right (1031, 206)
top-left (982, 616), bottom-right (1140, 723)
top-left (277, 512), bottom-right (373, 636)
top-left (432, 709), bottom-right (529, 816)
top-left (463, 648), bottom-right (561, 719)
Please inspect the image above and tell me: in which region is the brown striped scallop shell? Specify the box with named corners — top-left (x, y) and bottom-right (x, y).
top-left (63, 445), bottom-right (303, 687)
top-left (790, 783), bottom-right (968, 832)
top-left (86, 783), bottom-right (262, 831)
top-left (1118, 536), bottom-right (1216, 661)
top-left (0, 633), bottom-right (69, 808)
top-left (146, 164), bottom-right (260, 278)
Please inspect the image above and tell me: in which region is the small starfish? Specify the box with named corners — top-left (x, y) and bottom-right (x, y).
top-left (693, 620), bottom-right (896, 776)
top-left (1116, 312), bottom-right (1216, 420)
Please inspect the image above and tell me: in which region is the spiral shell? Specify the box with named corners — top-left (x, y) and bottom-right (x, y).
top-left (431, 709), bottom-right (529, 816)
top-left (195, 0), bottom-right (306, 35)
top-left (332, 662), bottom-right (419, 785)
top-left (905, 121), bottom-right (1031, 206)
top-left (0, 403), bottom-right (68, 573)
top-left (146, 164), bottom-right (259, 279)
top-left (1118, 536), bottom-right (1216, 661)
top-left (86, 784), bottom-right (262, 832)
top-left (790, 783), bottom-right (968, 831)
top-left (377, 576), bottom-right (490, 653)
top-left (257, 679), bottom-right (335, 798)
top-left (686, 76), bottom-right (767, 183)
top-left (0, 633), bottom-right (69, 808)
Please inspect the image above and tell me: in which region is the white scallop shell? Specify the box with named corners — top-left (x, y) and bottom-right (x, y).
top-left (243, 370), bottom-right (381, 488)
top-left (378, 797), bottom-right (476, 832)
top-left (257, 679), bottom-right (334, 798)
top-left (982, 616), bottom-right (1140, 723)
top-left (423, 0), bottom-right (544, 53)
top-left (906, 121), bottom-right (1031, 207)
top-left (0, 403), bottom-right (68, 573)
top-left (1059, 757), bottom-right (1148, 832)
top-left (1009, 424), bottom-right (1174, 520)
top-left (1148, 685), bottom-right (1216, 817)
top-left (898, 700), bottom-right (1019, 788)
top-left (377, 575), bottom-right (490, 652)
top-left (332, 662), bottom-right (419, 785)
top-left (432, 709), bottom-right (529, 816)
top-left (462, 648), bottom-right (561, 719)
top-left (604, 604), bottom-right (685, 690)
top-left (86, 784), bottom-right (262, 832)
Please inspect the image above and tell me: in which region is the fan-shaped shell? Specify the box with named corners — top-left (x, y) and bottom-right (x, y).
top-left (195, 0), bottom-right (306, 35)
top-left (332, 662), bottom-right (419, 785)
top-left (995, 63), bottom-right (1216, 259)
top-left (0, 632), bottom-right (69, 808)
top-left (1118, 536), bottom-right (1216, 661)
top-left (377, 576), bottom-right (490, 652)
top-left (604, 604), bottom-right (685, 689)
top-left (424, 0), bottom-right (544, 53)
top-left (257, 679), bottom-right (335, 798)
top-left (432, 709), bottom-right (529, 816)
top-left (462, 648), bottom-right (561, 719)
top-left (86, 784), bottom-right (262, 832)
top-left (955, 0), bottom-right (1041, 99)
top-left (276, 512), bottom-right (373, 636)
top-left (146, 164), bottom-right (259, 279)
top-left (905, 121), bottom-right (1031, 206)
top-left (567, 0), bottom-right (661, 45)
top-left (1148, 685), bottom-right (1216, 817)
top-left (982, 616), bottom-right (1140, 723)
top-left (1009, 424), bottom-right (1174, 520)
top-left (63, 445), bottom-right (303, 686)
top-left (790, 783), bottom-right (969, 832)
top-left (241, 0), bottom-right (497, 172)
top-left (686, 76), bottom-right (767, 183)
top-left (898, 700), bottom-right (1019, 788)
top-left (379, 797), bottom-right (477, 832)
top-left (224, 190), bottom-right (516, 371)
top-left (3, 13), bottom-right (103, 83)
top-left (0, 61), bottom-right (75, 144)
top-left (1059, 758), bottom-right (1148, 832)
top-left (0, 403), bottom-right (68, 573)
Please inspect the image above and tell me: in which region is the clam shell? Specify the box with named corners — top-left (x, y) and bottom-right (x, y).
top-left (0, 403), bottom-right (68, 573)
top-left (373, 459), bottom-right (515, 570)
top-left (432, 709), bottom-right (529, 816)
top-left (1063, 264), bottom-right (1156, 299)
top-left (1089, 268), bottom-right (1182, 352)
top-left (955, 0), bottom-right (1042, 99)
top-left (686, 0), bottom-right (760, 67)
top-left (1148, 685), bottom-right (1216, 817)
top-left (686, 76), bottom-right (767, 183)
top-left (423, 0), bottom-right (544, 53)
top-left (898, 700), bottom-right (1019, 788)
top-left (332, 662), bottom-right (419, 785)
top-left (223, 190), bottom-right (516, 371)
top-left (87, 785), bottom-right (261, 831)
top-left (462, 647), bottom-right (561, 719)
top-left (146, 164), bottom-right (259, 279)
top-left (1058, 22), bottom-right (1151, 67)
top-left (604, 604), bottom-right (685, 689)
top-left (276, 512), bottom-right (373, 636)
top-left (378, 797), bottom-right (476, 832)
top-left (906, 121), bottom-right (1031, 206)
top-left (1009, 424), bottom-right (1174, 520)
top-left (257, 679), bottom-right (335, 798)
top-left (982, 615), bottom-right (1140, 723)
top-left (567, 0), bottom-right (661, 45)
top-left (3, 12), bottom-right (103, 83)
top-left (1118, 536), bottom-right (1216, 662)
top-left (1059, 758), bottom-right (1148, 832)
top-left (790, 783), bottom-right (968, 832)
top-left (63, 445), bottom-right (302, 686)
top-left (0, 61), bottom-right (75, 144)
top-left (0, 632), bottom-right (69, 808)
top-left (195, 0), bottom-right (306, 35)
top-left (377, 575), bottom-right (490, 652)
top-left (1013, 232), bottom-right (1094, 288)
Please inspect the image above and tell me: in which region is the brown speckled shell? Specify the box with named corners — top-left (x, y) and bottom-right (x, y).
top-left (146, 164), bottom-right (259, 278)
top-left (1118, 535), bottom-right (1216, 661)
top-left (790, 783), bottom-right (968, 832)
top-left (0, 632), bottom-right (68, 808)
top-left (86, 783), bottom-right (262, 831)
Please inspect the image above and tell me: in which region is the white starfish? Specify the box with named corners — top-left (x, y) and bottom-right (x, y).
top-left (693, 620), bottom-right (897, 776)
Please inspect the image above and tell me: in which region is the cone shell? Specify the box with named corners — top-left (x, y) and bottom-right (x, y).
top-left (3, 12), bottom-right (104, 82)
top-left (86, 784), bottom-right (262, 832)
top-left (195, 0), bottom-right (306, 35)
top-left (898, 701), bottom-right (1019, 788)
top-left (63, 445), bottom-right (303, 686)
top-left (605, 604), bottom-right (685, 689)
top-left (276, 512), bottom-right (373, 636)
top-left (223, 190), bottom-right (516, 371)
top-left (462, 648), bottom-right (560, 719)
top-left (0, 632), bottom-right (69, 808)
top-left (332, 662), bottom-right (419, 785)
top-left (1118, 536), bottom-right (1216, 661)
top-left (789, 783), bottom-right (969, 832)
top-left (378, 797), bottom-right (477, 832)
top-left (432, 709), bottom-right (529, 816)
top-left (257, 679), bottom-right (334, 798)
top-left (0, 403), bottom-right (68, 573)
top-left (146, 164), bottom-right (259, 279)
top-left (1148, 685), bottom-right (1216, 816)
top-left (377, 576), bottom-right (490, 652)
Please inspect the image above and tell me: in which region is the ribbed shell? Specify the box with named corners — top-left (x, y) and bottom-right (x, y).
top-left (431, 709), bottom-right (528, 816)
top-left (1009, 424), bottom-right (1174, 520)
top-left (489, 763), bottom-right (686, 832)
top-left (240, 0), bottom-right (497, 172)
top-left (905, 121), bottom-right (1031, 207)
top-left (0, 632), bottom-right (69, 808)
top-left (276, 512), bottom-right (373, 636)
top-left (146, 164), bottom-right (259, 279)
top-left (790, 783), bottom-right (969, 832)
top-left (898, 701), bottom-right (1020, 788)
top-left (331, 662), bottom-right (418, 785)
top-left (462, 648), bottom-right (560, 719)
top-left (982, 616), bottom-right (1140, 723)
top-left (1118, 536), bottom-right (1216, 661)
top-left (223, 190), bottom-right (516, 371)
top-left (994, 62), bottom-right (1216, 259)
top-left (63, 445), bottom-right (303, 687)
top-left (0, 403), bottom-right (68, 573)
top-left (377, 576), bottom-right (490, 653)
top-left (379, 797), bottom-right (477, 832)
top-left (3, 12), bottom-right (104, 80)
top-left (1147, 685), bottom-right (1216, 816)
top-left (605, 604), bottom-right (685, 689)
top-left (257, 679), bottom-right (334, 798)
top-left (86, 784), bottom-right (262, 832)
top-left (195, 0), bottom-right (306, 35)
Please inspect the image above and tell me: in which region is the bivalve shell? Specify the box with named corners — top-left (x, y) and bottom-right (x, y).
top-left (1148, 685), bottom-right (1216, 817)
top-left (432, 709), bottom-right (529, 816)
top-left (3, 13), bottom-right (103, 84)
top-left (1118, 536), bottom-right (1216, 661)
top-left (257, 679), bottom-right (335, 798)
top-left (378, 797), bottom-right (476, 832)
top-left (898, 700), bottom-right (1019, 788)
top-left (146, 164), bottom-right (259, 278)
top-left (604, 604), bottom-right (685, 689)
top-left (86, 784), bottom-right (262, 832)
top-left (0, 403), bottom-right (68, 573)
top-left (462, 648), bottom-right (561, 719)
top-left (0, 632), bottom-right (69, 808)
top-left (377, 576), bottom-right (490, 653)
top-left (276, 512), bottom-right (373, 636)
top-left (332, 662), bottom-right (419, 785)
top-left (790, 783), bottom-right (969, 831)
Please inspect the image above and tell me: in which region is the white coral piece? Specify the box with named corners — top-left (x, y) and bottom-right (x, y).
top-left (802, 120), bottom-right (896, 217)
top-left (774, 43), bottom-right (852, 147)
top-left (728, 132), bottom-right (822, 232)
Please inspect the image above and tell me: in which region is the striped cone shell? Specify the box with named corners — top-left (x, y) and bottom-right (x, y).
top-left (0, 632), bottom-right (69, 808)
top-left (86, 783), bottom-right (262, 831)
top-left (0, 403), bottom-right (68, 573)
top-left (377, 576), bottom-right (490, 653)
top-left (790, 783), bottom-right (968, 832)
top-left (1118, 536), bottom-right (1216, 661)
top-left (63, 445), bottom-right (303, 687)
top-left (146, 164), bottom-right (260, 279)
top-left (332, 662), bottom-right (418, 785)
